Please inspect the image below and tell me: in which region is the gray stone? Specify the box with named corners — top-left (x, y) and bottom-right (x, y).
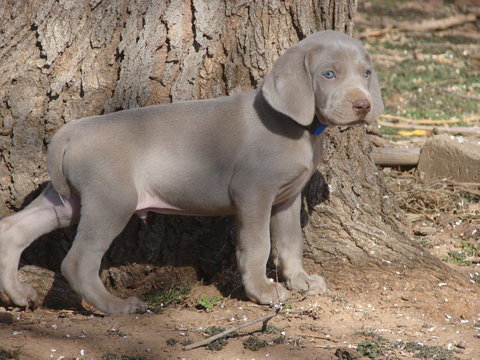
top-left (418, 134), bottom-right (480, 183)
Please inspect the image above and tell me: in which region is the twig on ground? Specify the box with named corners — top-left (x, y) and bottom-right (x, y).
top-left (359, 27), bottom-right (394, 38)
top-left (437, 30), bottom-right (480, 41)
top-left (390, 172), bottom-right (480, 218)
top-left (371, 147), bottom-right (420, 167)
top-left (417, 42), bottom-right (480, 50)
top-left (183, 307), bottom-right (280, 350)
top-left (377, 120), bottom-right (480, 137)
top-left (439, 89), bottom-right (480, 101)
top-left (443, 180), bottom-right (480, 197)
top-left (360, 14), bottom-right (477, 38)
top-left (379, 114), bottom-right (480, 125)
top-left (396, 14), bottom-right (477, 32)
top-left (298, 333), bottom-right (339, 342)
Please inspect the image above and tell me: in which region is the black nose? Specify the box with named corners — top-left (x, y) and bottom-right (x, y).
top-left (353, 99), bottom-right (371, 113)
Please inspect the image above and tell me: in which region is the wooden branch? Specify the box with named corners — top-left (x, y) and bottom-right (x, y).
top-left (371, 147), bottom-right (421, 167)
top-left (298, 333), bottom-right (338, 342)
top-left (377, 120), bottom-right (480, 137)
top-left (437, 30), bottom-right (480, 41)
top-left (183, 309), bottom-right (279, 350)
top-left (396, 14), bottom-right (477, 32)
top-left (442, 180), bottom-right (480, 197)
top-left (379, 114), bottom-right (480, 125)
top-left (359, 27), bottom-right (393, 38)
top-left (439, 89), bottom-right (480, 101)
top-left (417, 42), bottom-right (480, 49)
top-left (360, 14), bottom-right (477, 38)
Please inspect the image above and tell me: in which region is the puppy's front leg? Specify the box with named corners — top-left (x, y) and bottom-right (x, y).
top-left (234, 192), bottom-right (290, 304)
top-left (270, 194), bottom-right (327, 295)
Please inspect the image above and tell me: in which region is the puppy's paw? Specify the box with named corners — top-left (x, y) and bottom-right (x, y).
top-left (286, 272), bottom-right (328, 295)
top-left (21, 283), bottom-right (39, 306)
top-left (244, 280), bottom-right (291, 305)
top-left (89, 296), bottom-right (147, 314)
top-left (112, 296), bottom-right (147, 314)
top-left (124, 296), bottom-right (148, 313)
top-left (1, 282), bottom-right (39, 309)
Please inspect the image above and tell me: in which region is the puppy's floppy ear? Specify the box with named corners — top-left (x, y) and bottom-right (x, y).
top-left (261, 48), bottom-right (315, 126)
top-left (369, 70), bottom-right (384, 119)
top-left (366, 53), bottom-right (384, 119)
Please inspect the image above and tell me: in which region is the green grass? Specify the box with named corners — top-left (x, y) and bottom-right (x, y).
top-left (402, 342), bottom-right (461, 360)
top-left (442, 240), bottom-right (479, 266)
top-left (262, 324), bottom-right (284, 334)
top-left (203, 326), bottom-right (229, 351)
top-left (143, 282), bottom-right (191, 312)
top-left (377, 56), bottom-right (479, 120)
top-left (357, 2), bottom-right (480, 136)
top-left (242, 336), bottom-right (268, 351)
top-left (357, 341), bottom-right (382, 358)
top-left (197, 295), bottom-right (224, 311)
top-left (166, 338), bottom-right (178, 346)
top-left (354, 331), bottom-right (462, 359)
top-left (204, 325), bottom-right (227, 336)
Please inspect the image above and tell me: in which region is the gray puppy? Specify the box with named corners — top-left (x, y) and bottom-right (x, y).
top-left (0, 30), bottom-right (383, 314)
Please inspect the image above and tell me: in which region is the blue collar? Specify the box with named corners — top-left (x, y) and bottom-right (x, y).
top-left (306, 115), bottom-right (327, 135)
top-left (312, 124), bottom-right (327, 135)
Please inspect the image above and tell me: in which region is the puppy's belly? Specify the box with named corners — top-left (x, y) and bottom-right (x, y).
top-left (135, 194), bottom-right (189, 218)
top-left (135, 192), bottom-right (232, 217)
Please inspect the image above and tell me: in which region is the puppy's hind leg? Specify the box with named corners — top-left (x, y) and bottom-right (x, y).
top-left (60, 189), bottom-right (146, 314)
top-left (0, 183), bottom-right (79, 308)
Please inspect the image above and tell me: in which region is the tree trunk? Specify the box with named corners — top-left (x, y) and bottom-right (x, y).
top-left (0, 0), bottom-right (469, 308)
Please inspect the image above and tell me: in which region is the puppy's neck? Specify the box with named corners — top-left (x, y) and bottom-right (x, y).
top-left (304, 115), bottom-right (327, 135)
top-left (312, 123), bottom-right (327, 135)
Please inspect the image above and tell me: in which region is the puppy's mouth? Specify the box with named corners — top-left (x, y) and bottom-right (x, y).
top-left (316, 108), bottom-right (374, 127)
top-left (346, 119), bottom-right (371, 126)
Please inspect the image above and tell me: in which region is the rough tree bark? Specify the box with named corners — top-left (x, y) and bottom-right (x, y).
top-left (0, 0), bottom-right (473, 310)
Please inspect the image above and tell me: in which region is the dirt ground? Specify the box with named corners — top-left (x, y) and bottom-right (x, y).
top-left (0, 261), bottom-right (479, 360)
top-left (1, 1), bottom-right (480, 359)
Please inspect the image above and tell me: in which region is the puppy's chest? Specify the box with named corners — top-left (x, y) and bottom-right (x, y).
top-left (273, 152), bottom-right (318, 203)
top-left (276, 139), bottom-right (321, 202)
top-left (275, 169), bottom-right (311, 200)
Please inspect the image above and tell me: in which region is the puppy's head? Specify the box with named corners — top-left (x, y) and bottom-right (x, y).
top-left (261, 30), bottom-right (383, 128)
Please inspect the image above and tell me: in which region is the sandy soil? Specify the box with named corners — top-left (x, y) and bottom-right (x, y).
top-left (0, 238), bottom-right (479, 360)
top-left (0, 278), bottom-right (479, 360)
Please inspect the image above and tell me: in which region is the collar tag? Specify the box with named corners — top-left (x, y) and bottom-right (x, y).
top-left (312, 124), bottom-right (327, 135)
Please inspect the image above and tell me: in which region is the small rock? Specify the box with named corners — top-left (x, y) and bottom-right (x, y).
top-left (413, 226), bottom-right (436, 236)
top-left (418, 134), bottom-right (480, 183)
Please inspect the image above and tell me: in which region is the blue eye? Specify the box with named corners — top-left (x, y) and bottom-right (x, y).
top-left (364, 69), bottom-right (372, 78)
top-left (323, 71), bottom-right (335, 79)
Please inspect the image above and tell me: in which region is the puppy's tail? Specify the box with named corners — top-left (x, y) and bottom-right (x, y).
top-left (46, 124), bottom-right (73, 199)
